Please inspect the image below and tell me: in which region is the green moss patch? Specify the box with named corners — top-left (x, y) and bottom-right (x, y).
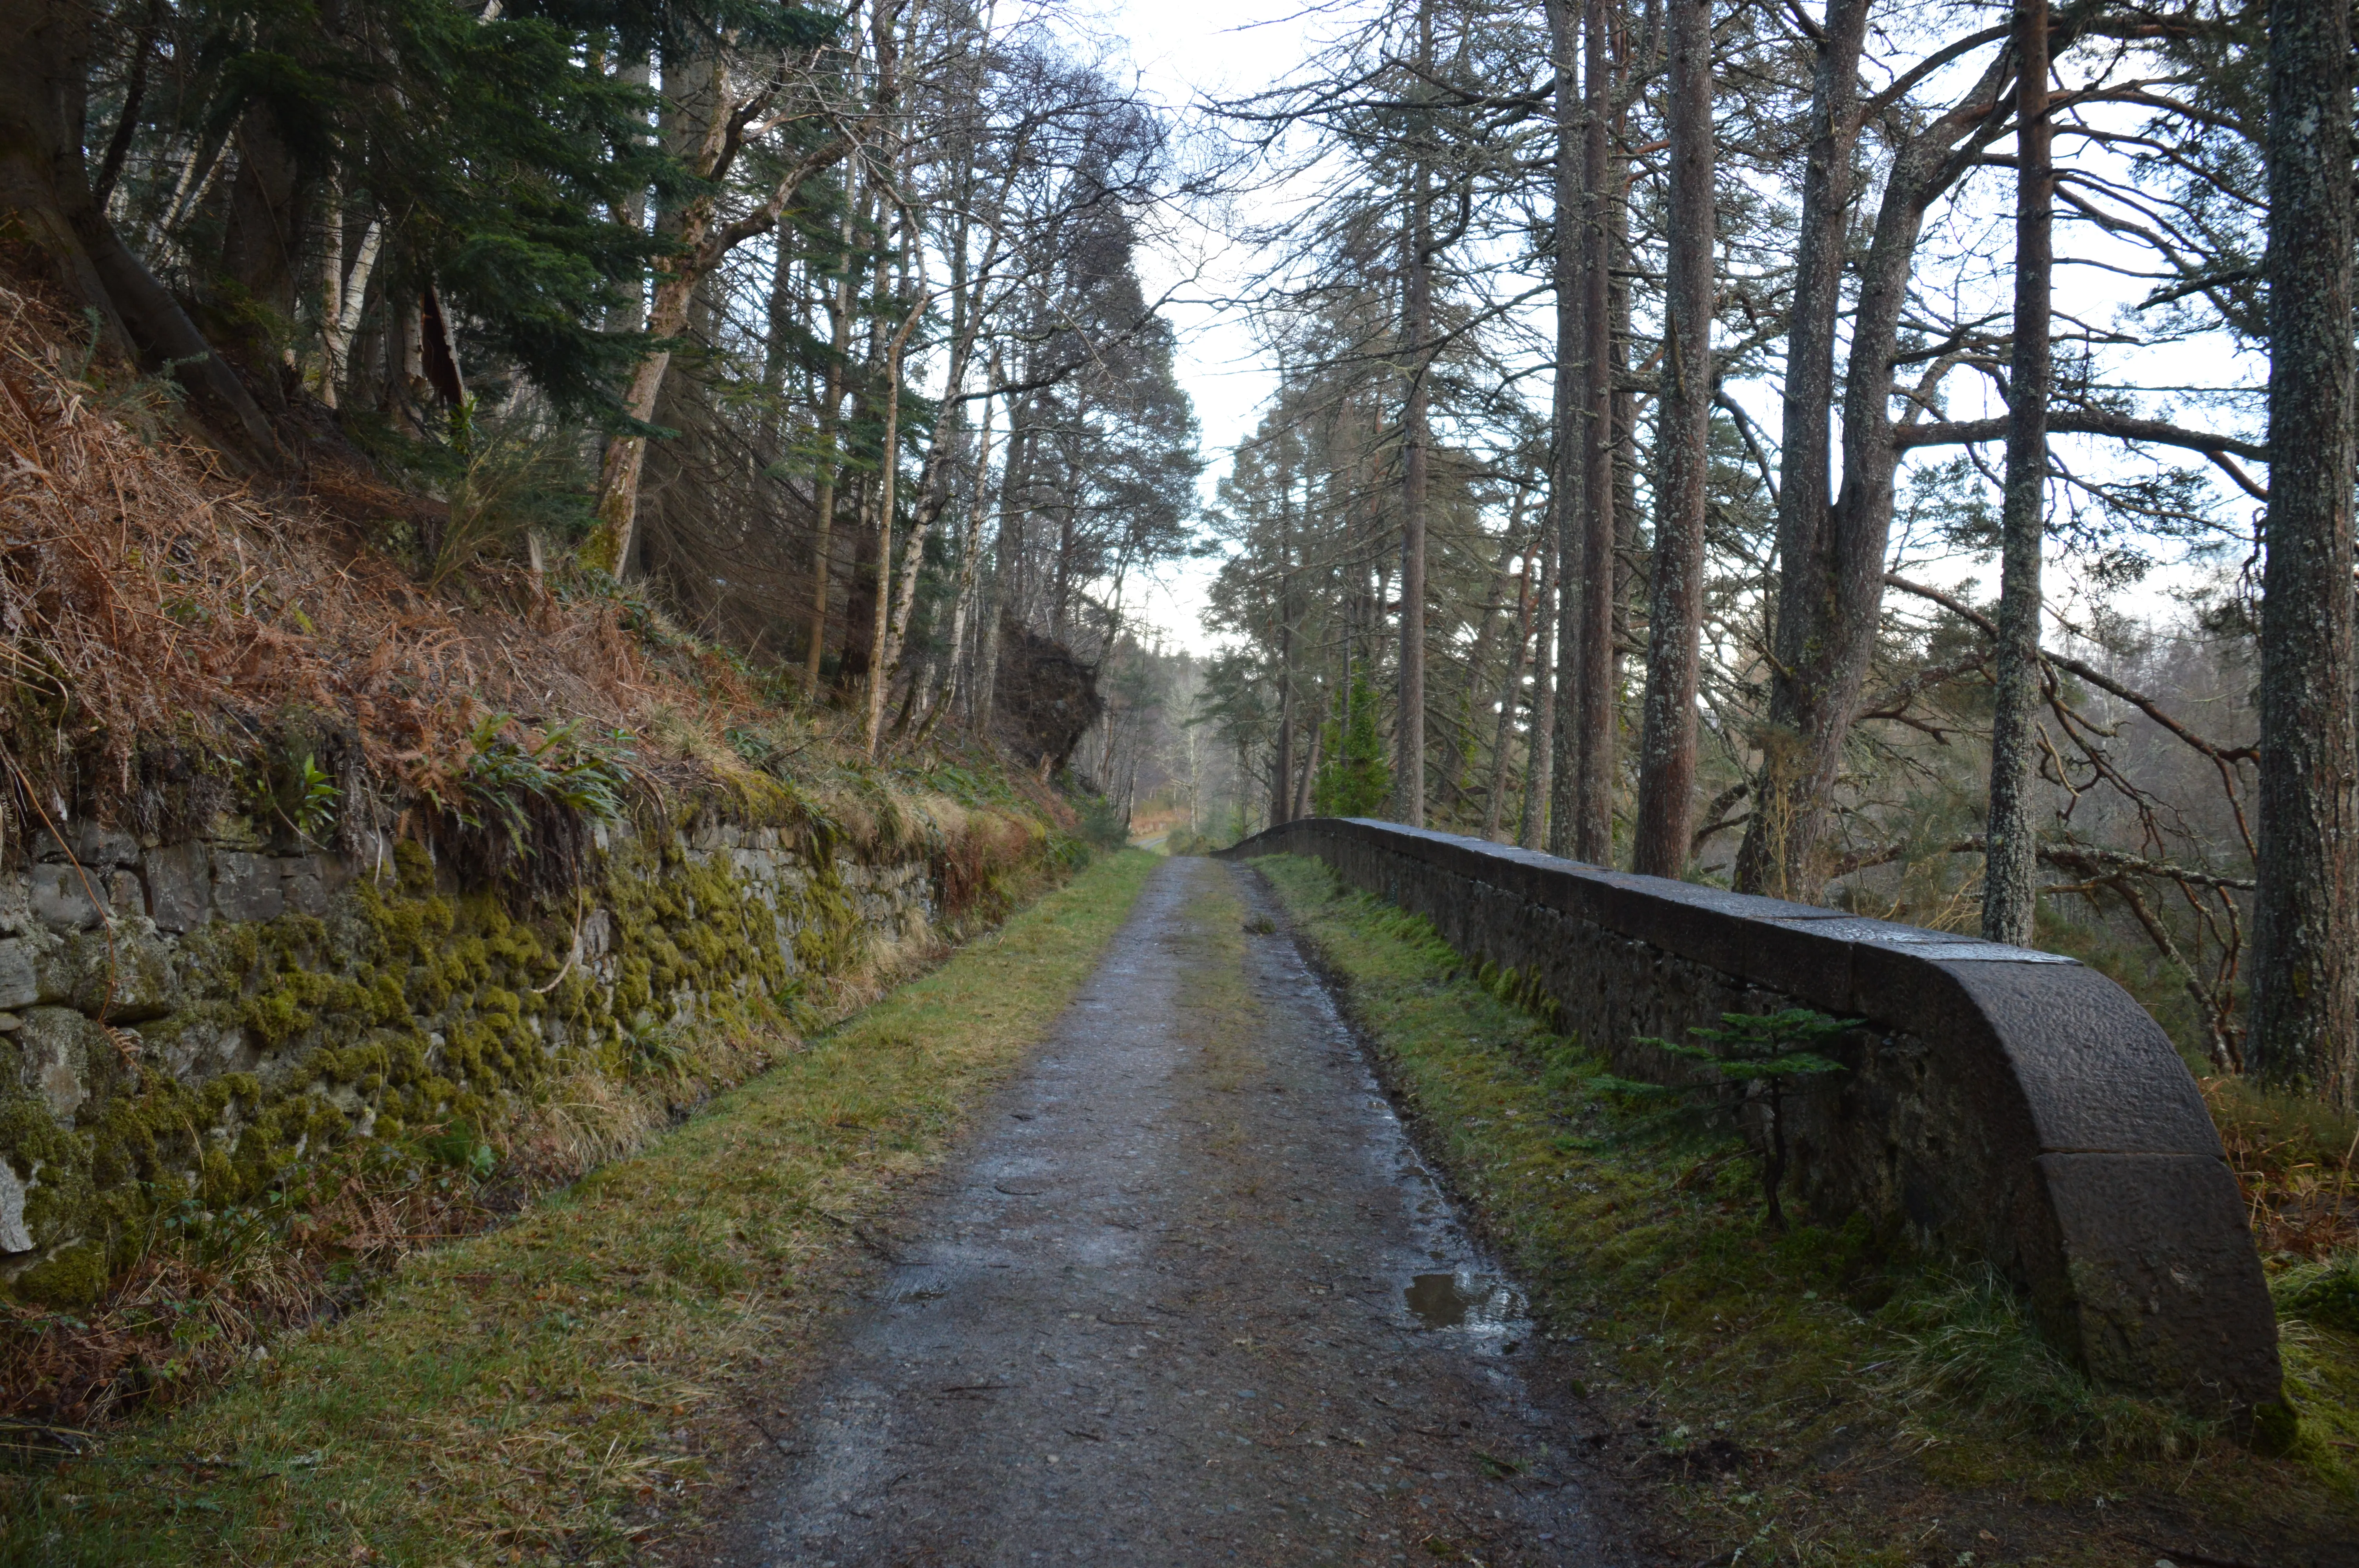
top-left (1250, 852), bottom-right (2359, 1566)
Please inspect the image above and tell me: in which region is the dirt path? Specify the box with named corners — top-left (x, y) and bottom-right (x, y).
top-left (718, 857), bottom-right (1627, 1566)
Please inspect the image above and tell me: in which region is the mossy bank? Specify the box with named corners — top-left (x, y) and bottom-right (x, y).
top-left (0, 788), bottom-right (1064, 1312)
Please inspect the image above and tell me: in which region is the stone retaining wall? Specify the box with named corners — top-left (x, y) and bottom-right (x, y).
top-left (0, 807), bottom-right (1008, 1304)
top-left (1228, 818), bottom-right (2282, 1421)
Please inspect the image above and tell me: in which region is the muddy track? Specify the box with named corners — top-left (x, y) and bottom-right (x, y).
top-left (715, 857), bottom-right (1633, 1566)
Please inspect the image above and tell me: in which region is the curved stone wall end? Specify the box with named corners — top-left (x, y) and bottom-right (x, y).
top-left (1222, 818), bottom-right (2282, 1419)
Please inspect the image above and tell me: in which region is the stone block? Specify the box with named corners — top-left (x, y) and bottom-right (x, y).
top-left (143, 842), bottom-right (211, 933)
top-left (34, 824), bottom-right (142, 867)
top-left (0, 876), bottom-right (31, 937)
top-left (204, 813), bottom-right (266, 851)
top-left (28, 863), bottom-right (103, 931)
top-left (150, 1017), bottom-right (252, 1087)
top-left (0, 940), bottom-right (37, 1012)
top-left (211, 851), bottom-right (285, 922)
top-left (281, 856), bottom-right (331, 916)
top-left (13, 1007), bottom-right (101, 1122)
top-left (1857, 953), bottom-right (2220, 1158)
top-left (2030, 1152), bottom-right (2281, 1414)
top-left (82, 824), bottom-right (142, 867)
top-left (0, 1158), bottom-right (32, 1254)
top-left (42, 924), bottom-right (182, 1023)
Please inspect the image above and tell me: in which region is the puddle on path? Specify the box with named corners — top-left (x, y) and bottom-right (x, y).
top-left (1404, 1269), bottom-right (1527, 1330)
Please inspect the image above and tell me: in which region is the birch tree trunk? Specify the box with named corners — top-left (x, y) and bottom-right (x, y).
top-left (1632, 0), bottom-right (1716, 878)
top-left (587, 33), bottom-right (854, 577)
top-left (1982, 0), bottom-right (2052, 947)
top-left (1488, 550), bottom-right (1537, 842)
top-left (2251, 0), bottom-right (2359, 1107)
top-left (864, 292), bottom-right (929, 756)
top-left (1520, 527), bottom-right (1561, 850)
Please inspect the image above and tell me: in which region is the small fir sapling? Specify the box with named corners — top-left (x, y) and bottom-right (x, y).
top-left (1608, 1009), bottom-right (1856, 1230)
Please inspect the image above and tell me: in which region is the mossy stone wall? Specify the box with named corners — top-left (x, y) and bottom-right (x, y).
top-left (0, 809), bottom-right (1012, 1305)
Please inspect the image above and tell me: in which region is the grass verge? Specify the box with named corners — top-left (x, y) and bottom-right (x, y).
top-left (0, 848), bottom-right (1162, 1567)
top-left (1251, 852), bottom-right (2359, 1568)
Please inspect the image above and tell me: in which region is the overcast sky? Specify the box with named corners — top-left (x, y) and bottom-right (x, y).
top-left (1090, 0), bottom-right (1313, 655)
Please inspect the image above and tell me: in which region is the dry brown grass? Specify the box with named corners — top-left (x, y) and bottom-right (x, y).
top-left (2204, 1074), bottom-right (2359, 1261)
top-left (0, 274), bottom-right (826, 832)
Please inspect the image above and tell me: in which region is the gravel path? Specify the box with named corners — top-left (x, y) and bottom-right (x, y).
top-left (721, 856), bottom-right (1626, 1566)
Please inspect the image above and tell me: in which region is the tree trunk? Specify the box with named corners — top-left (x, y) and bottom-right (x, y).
top-left (1521, 526), bottom-right (1561, 850)
top-left (929, 374), bottom-right (1001, 733)
top-left (1734, 0), bottom-right (1873, 897)
top-left (321, 213), bottom-right (382, 409)
top-left (2250, 0), bottom-right (2359, 1107)
top-left (1273, 463), bottom-right (1298, 828)
top-left (1395, 147), bottom-right (1434, 828)
top-left (588, 33), bottom-right (851, 576)
top-left (219, 100), bottom-right (316, 373)
top-left (0, 0), bottom-right (279, 460)
top-left (1541, 0), bottom-right (1585, 858)
top-left (1737, 32), bottom-right (2012, 898)
top-left (1293, 713), bottom-right (1323, 821)
top-left (805, 195), bottom-right (865, 687)
top-left (865, 292), bottom-right (927, 757)
top-left (1488, 549), bottom-right (1538, 842)
top-left (1632, 0), bottom-right (1716, 880)
top-left (1567, 0), bottom-right (1618, 864)
top-left (1983, 0), bottom-right (2052, 947)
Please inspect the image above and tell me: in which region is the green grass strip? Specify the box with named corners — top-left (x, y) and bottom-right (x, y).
top-left (3, 848), bottom-right (1163, 1567)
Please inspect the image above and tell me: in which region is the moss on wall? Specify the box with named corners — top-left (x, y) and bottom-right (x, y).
top-left (0, 803), bottom-right (1055, 1307)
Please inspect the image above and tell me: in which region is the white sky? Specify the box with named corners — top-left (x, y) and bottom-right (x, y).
top-left (1091, 0), bottom-right (1316, 654)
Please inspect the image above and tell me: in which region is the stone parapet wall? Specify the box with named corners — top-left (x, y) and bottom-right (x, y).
top-left (1227, 818), bottom-right (2282, 1420)
top-left (0, 809), bottom-right (980, 1305)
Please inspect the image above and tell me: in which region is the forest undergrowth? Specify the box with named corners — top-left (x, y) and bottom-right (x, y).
top-left (0, 266), bottom-right (1080, 855)
top-left (1250, 851), bottom-right (2359, 1568)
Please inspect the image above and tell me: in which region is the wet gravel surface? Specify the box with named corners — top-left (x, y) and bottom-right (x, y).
top-left (720, 857), bottom-right (1628, 1566)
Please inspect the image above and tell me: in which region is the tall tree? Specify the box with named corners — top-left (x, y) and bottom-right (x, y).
top-left (2250, 0), bottom-right (2359, 1107)
top-left (1632, 0), bottom-right (1716, 878)
top-left (1733, 0), bottom-right (1871, 897)
top-left (1981, 0), bottom-right (2053, 946)
top-left (1559, 0), bottom-right (1620, 865)
top-left (1393, 0), bottom-right (1439, 828)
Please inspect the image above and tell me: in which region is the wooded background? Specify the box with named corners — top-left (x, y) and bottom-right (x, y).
top-left (0, 0), bottom-right (2353, 1112)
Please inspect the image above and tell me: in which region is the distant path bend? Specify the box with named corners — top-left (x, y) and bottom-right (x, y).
top-left (723, 856), bottom-right (1623, 1567)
